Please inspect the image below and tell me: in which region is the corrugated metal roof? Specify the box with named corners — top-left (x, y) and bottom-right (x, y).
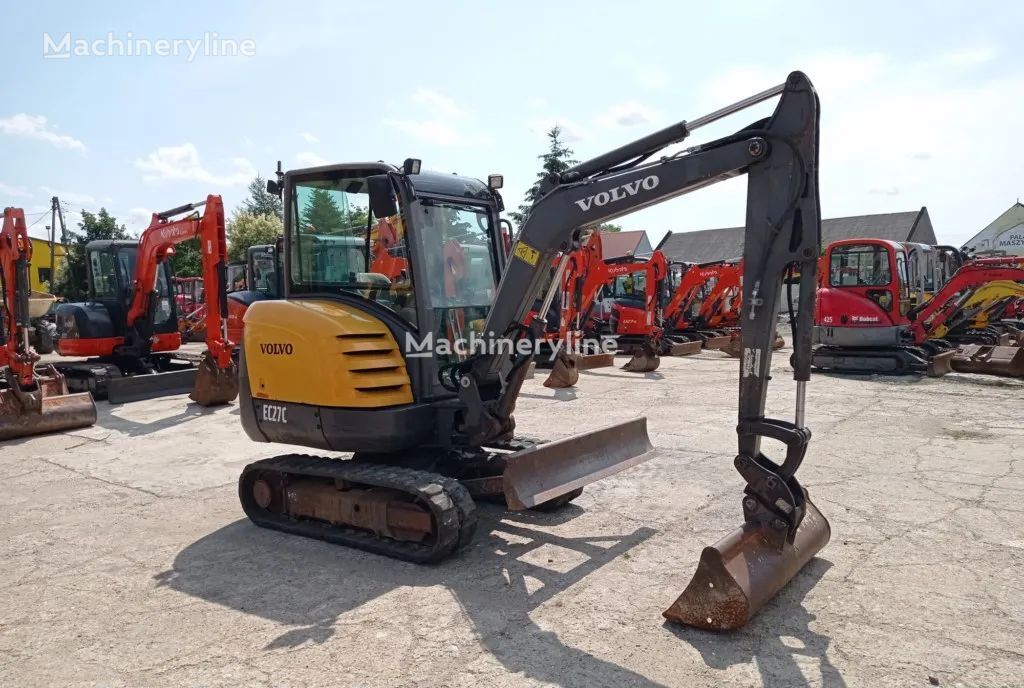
top-left (661, 208), bottom-right (936, 263)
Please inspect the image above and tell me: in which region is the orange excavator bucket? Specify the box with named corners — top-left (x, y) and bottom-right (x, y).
top-left (663, 496), bottom-right (830, 629)
top-left (0, 366), bottom-right (96, 441)
top-left (189, 354), bottom-right (239, 406)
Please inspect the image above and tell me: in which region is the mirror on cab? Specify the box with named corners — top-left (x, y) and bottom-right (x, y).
top-left (367, 175), bottom-right (398, 219)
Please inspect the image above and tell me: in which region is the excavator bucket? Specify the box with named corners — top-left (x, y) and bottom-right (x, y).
top-left (622, 340), bottom-right (661, 373)
top-left (190, 354), bottom-right (239, 406)
top-left (503, 417), bottom-right (656, 510)
top-left (663, 497), bottom-right (831, 630)
top-left (543, 351), bottom-right (579, 388)
top-left (0, 367), bottom-right (96, 441)
top-left (950, 344), bottom-right (1024, 378)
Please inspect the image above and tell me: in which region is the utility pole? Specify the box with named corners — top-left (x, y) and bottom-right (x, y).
top-left (49, 197), bottom-right (58, 291)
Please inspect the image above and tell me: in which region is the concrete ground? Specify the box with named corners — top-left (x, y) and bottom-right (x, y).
top-left (2, 344), bottom-right (1023, 688)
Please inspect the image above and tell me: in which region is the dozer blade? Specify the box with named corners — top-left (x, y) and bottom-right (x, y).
top-left (543, 352), bottom-right (579, 388)
top-left (668, 339), bottom-right (703, 357)
top-left (702, 334), bottom-right (732, 350)
top-left (663, 497), bottom-right (831, 630)
top-left (577, 352), bottom-right (616, 370)
top-left (950, 344), bottom-right (1024, 378)
top-left (0, 390), bottom-right (97, 441)
top-left (106, 368), bottom-right (198, 404)
top-left (927, 349), bottom-right (956, 377)
top-left (503, 417), bottom-right (656, 510)
top-left (723, 332), bottom-right (782, 359)
top-left (622, 341), bottom-right (661, 373)
top-left (190, 355), bottom-right (239, 406)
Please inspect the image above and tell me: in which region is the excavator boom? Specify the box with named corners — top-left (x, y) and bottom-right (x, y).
top-left (452, 72), bottom-right (828, 628)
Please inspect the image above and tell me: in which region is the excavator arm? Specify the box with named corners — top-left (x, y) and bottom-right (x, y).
top-left (453, 72), bottom-right (827, 628)
top-left (128, 196), bottom-right (238, 405)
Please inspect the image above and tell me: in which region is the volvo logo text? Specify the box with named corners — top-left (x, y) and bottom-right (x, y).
top-left (574, 175), bottom-right (659, 212)
top-left (259, 343), bottom-right (294, 355)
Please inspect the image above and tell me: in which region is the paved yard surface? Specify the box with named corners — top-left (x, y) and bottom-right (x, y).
top-left (3, 344), bottom-right (1023, 687)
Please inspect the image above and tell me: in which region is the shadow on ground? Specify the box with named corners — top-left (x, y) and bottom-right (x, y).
top-left (667, 559), bottom-right (841, 688)
top-left (156, 507), bottom-right (836, 687)
top-left (156, 506), bottom-right (665, 687)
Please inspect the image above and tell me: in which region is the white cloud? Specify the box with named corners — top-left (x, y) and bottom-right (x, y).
top-left (384, 88), bottom-right (490, 147)
top-left (940, 46), bottom-right (996, 68)
top-left (412, 88), bottom-right (465, 119)
top-left (0, 181), bottom-right (30, 198)
top-left (300, 132), bottom-right (320, 143)
top-left (675, 49), bottom-right (1024, 247)
top-left (127, 208), bottom-right (154, 230)
top-left (295, 151), bottom-right (329, 167)
top-left (0, 113), bottom-right (86, 152)
top-left (596, 101), bottom-right (663, 128)
top-left (135, 143), bottom-right (256, 186)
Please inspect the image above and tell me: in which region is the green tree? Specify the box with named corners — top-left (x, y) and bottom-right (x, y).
top-left (241, 175), bottom-right (284, 219)
top-left (170, 240), bottom-right (202, 277)
top-left (53, 208), bottom-right (129, 300)
top-left (594, 222), bottom-right (622, 233)
top-left (511, 126), bottom-right (579, 228)
top-left (300, 188), bottom-right (347, 234)
top-left (226, 212), bottom-right (283, 262)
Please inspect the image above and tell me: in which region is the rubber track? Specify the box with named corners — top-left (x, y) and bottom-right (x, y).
top-left (239, 455), bottom-right (478, 564)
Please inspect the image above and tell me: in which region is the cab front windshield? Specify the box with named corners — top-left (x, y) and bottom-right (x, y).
top-left (288, 173), bottom-right (500, 334)
top-left (829, 244), bottom-right (892, 287)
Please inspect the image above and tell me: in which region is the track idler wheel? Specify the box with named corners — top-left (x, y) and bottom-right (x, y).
top-left (622, 339), bottom-right (660, 373)
top-left (664, 497), bottom-right (831, 630)
top-left (190, 354), bottom-right (239, 406)
top-left (543, 351), bottom-right (580, 388)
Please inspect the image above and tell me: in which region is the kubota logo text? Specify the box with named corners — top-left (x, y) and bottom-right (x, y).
top-left (574, 175), bottom-right (659, 212)
top-left (259, 343), bottom-right (293, 355)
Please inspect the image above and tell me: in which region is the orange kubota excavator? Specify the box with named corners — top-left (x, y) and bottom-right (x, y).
top-left (0, 207), bottom-right (97, 440)
top-left (53, 196), bottom-right (238, 404)
top-left (662, 260), bottom-right (740, 350)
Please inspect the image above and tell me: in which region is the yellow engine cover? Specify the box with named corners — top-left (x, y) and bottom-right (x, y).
top-left (243, 299), bottom-right (413, 408)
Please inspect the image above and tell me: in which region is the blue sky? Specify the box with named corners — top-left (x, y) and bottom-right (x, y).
top-left (2, 1), bottom-right (1021, 247)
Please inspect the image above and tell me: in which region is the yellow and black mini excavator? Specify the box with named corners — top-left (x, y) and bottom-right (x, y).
top-left (237, 72), bottom-right (830, 630)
